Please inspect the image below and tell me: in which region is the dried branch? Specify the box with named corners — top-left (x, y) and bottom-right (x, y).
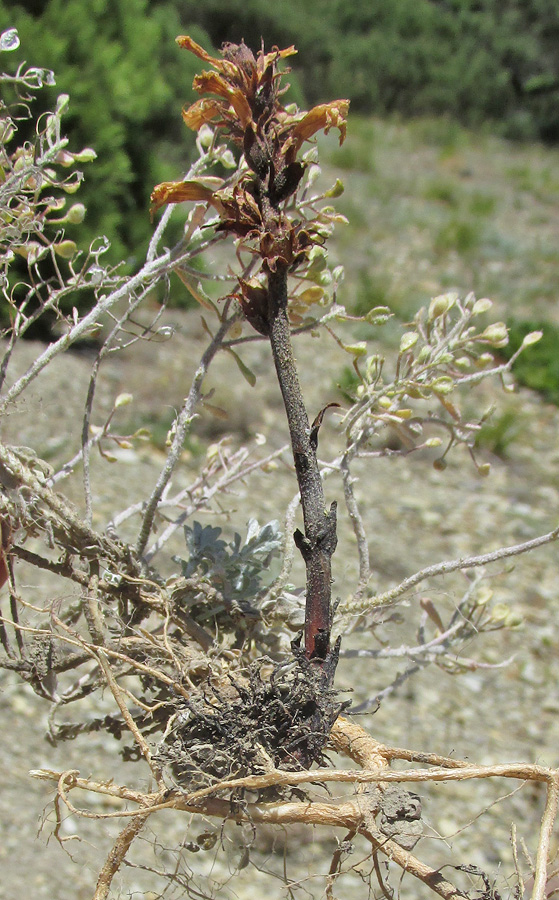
top-left (34, 746), bottom-right (559, 900)
top-left (531, 776), bottom-right (559, 900)
top-left (340, 453), bottom-right (370, 590)
top-left (0, 442), bottom-right (138, 571)
top-left (142, 442), bottom-right (288, 560)
top-left (266, 266), bottom-right (338, 667)
top-left (92, 811), bottom-right (153, 900)
top-left (135, 310), bottom-right (236, 559)
top-left (341, 525), bottom-right (559, 615)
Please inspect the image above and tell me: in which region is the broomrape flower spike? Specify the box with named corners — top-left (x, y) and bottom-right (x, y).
top-left (151, 36), bottom-right (349, 305)
top-left (152, 37), bottom-right (349, 675)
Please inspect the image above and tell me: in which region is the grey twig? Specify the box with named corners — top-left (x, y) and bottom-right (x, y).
top-left (135, 313), bottom-right (235, 559)
top-left (340, 453), bottom-right (370, 590)
top-left (341, 525), bottom-right (559, 615)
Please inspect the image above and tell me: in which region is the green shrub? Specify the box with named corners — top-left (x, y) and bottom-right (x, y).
top-left (475, 407), bottom-right (523, 458)
top-left (504, 319), bottom-right (559, 404)
top-left (434, 217), bottom-right (483, 257)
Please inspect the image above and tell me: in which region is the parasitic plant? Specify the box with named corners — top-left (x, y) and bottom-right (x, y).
top-left (153, 36), bottom-right (349, 679)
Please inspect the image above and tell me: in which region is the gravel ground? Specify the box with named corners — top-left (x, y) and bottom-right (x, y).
top-left (1, 311), bottom-right (559, 900)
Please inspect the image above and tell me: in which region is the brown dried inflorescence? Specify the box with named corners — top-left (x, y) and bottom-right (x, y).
top-left (151, 36), bottom-right (348, 307)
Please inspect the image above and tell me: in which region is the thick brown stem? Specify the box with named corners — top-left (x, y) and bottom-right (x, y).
top-left (266, 266), bottom-right (337, 667)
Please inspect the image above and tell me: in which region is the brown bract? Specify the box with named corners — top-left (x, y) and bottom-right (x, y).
top-left (150, 177), bottom-right (225, 216)
top-left (215, 181), bottom-right (263, 238)
top-left (235, 278), bottom-right (270, 335)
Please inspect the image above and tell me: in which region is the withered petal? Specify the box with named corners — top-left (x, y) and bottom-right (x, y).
top-left (176, 35), bottom-right (237, 78)
top-left (290, 100), bottom-right (350, 150)
top-left (229, 91), bottom-right (253, 129)
top-left (260, 45), bottom-right (298, 72)
top-left (182, 98), bottom-right (224, 130)
top-left (194, 71), bottom-right (234, 101)
top-left (150, 179), bottom-right (225, 214)
top-left (194, 72), bottom-right (253, 128)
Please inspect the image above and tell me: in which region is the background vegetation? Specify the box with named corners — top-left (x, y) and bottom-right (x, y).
top-left (4, 0), bottom-right (559, 267)
top-left (2, 1), bottom-right (558, 405)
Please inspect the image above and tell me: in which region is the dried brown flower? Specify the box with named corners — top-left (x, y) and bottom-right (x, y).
top-left (152, 36), bottom-right (347, 216)
top-left (151, 36), bottom-right (348, 323)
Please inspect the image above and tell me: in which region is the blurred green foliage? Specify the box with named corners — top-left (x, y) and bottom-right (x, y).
top-left (475, 407), bottom-right (524, 458)
top-left (434, 217), bottom-right (483, 257)
top-left (2, 0), bottom-right (559, 320)
top-left (504, 319), bottom-right (559, 405)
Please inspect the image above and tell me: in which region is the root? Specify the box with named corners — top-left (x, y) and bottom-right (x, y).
top-left (156, 656), bottom-right (350, 789)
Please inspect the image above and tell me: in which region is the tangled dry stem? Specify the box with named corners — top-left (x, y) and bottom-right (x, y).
top-left (156, 654), bottom-right (348, 783)
top-left (31, 713), bottom-right (559, 900)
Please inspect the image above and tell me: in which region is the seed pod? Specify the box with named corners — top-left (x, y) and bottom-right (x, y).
top-left (270, 161), bottom-right (305, 205)
top-left (66, 203), bottom-right (86, 224)
top-left (243, 125), bottom-right (269, 178)
top-left (54, 240), bottom-right (77, 259)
